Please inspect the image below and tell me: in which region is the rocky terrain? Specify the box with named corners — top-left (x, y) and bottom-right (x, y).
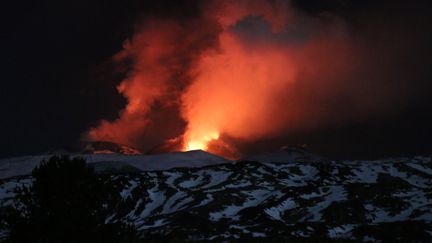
top-left (1, 151), bottom-right (431, 242)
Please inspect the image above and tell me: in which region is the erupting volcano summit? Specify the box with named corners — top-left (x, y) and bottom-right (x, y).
top-left (83, 0), bottom-right (432, 159)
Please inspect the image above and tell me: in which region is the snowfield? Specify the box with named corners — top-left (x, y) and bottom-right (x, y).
top-left (1, 150), bottom-right (431, 241)
top-left (0, 150), bottom-right (231, 179)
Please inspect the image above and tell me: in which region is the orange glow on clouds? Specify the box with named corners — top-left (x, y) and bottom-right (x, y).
top-left (86, 0), bottom-right (380, 158)
top-left (185, 132), bottom-right (219, 151)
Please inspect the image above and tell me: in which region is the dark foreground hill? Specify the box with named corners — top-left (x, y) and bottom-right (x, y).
top-left (1, 154), bottom-right (431, 242)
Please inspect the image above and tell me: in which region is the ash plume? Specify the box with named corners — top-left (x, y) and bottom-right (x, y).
top-left (85, 0), bottom-right (432, 158)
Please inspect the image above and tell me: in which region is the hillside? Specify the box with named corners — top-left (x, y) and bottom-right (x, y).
top-left (1, 153), bottom-right (431, 241)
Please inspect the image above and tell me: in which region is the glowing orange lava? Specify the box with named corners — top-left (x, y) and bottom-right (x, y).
top-left (184, 132), bottom-right (220, 151)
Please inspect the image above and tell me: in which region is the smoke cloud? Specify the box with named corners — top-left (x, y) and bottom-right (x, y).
top-left (85, 0), bottom-right (431, 158)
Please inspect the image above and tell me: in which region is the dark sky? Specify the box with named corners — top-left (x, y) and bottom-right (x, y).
top-left (1, 0), bottom-right (431, 159)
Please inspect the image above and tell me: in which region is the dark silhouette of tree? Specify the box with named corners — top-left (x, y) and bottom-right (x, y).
top-left (4, 156), bottom-right (139, 243)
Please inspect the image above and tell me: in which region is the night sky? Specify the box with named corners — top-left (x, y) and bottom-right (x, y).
top-left (1, 0), bottom-right (431, 159)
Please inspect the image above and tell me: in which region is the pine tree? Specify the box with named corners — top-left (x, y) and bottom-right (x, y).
top-left (5, 156), bottom-right (138, 243)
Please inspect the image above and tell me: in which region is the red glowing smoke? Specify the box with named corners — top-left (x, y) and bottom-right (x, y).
top-left (85, 0), bottom-right (411, 158)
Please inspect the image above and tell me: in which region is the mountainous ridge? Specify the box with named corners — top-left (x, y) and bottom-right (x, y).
top-left (0, 150), bottom-right (231, 179)
top-left (1, 152), bottom-right (431, 241)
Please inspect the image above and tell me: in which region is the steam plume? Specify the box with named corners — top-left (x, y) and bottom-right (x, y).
top-left (86, 0), bottom-right (427, 158)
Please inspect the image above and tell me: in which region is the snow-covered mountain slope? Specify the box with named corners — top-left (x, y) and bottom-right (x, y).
top-left (1, 155), bottom-right (431, 241)
top-left (0, 150), bottom-right (231, 179)
top-left (241, 147), bottom-right (327, 163)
